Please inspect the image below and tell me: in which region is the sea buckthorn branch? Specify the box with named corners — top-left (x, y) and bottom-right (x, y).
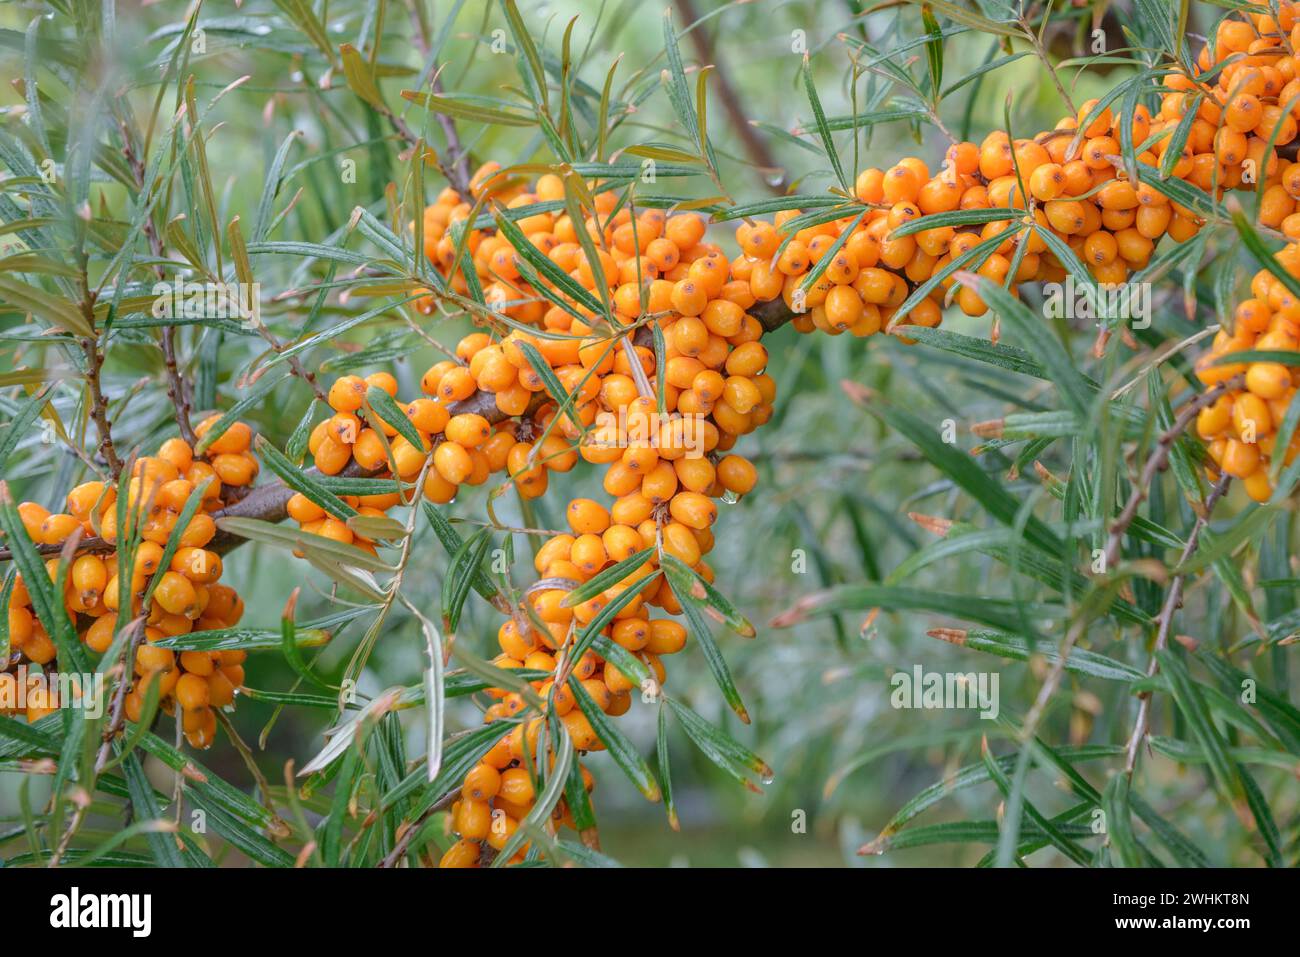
top-left (232, 296), bottom-right (329, 407)
top-left (201, 383), bottom-right (537, 555)
top-left (403, 0), bottom-right (474, 198)
top-left (735, 8), bottom-right (1300, 849)
top-left (13, 0), bottom-right (1297, 869)
top-left (0, 538), bottom-right (117, 562)
top-left (231, 57), bottom-right (1300, 852)
top-left (1015, 6), bottom-right (1078, 119)
top-left (1123, 471), bottom-right (1233, 775)
top-left (186, 298), bottom-right (796, 560)
top-left (1013, 398), bottom-right (1234, 763)
top-left (376, 784), bottom-right (461, 868)
top-left (372, 97), bottom-right (463, 196)
top-left (77, 294), bottom-right (121, 480)
top-left (213, 707), bottom-right (279, 816)
top-left (1101, 373), bottom-right (1243, 573)
top-left (1017, 608), bottom-right (1096, 751)
top-left (354, 18), bottom-right (473, 201)
top-left (712, 13), bottom-right (1300, 502)
top-left (258, 170), bottom-right (780, 864)
top-left (0, 283), bottom-right (801, 569)
top-left (1, 462), bottom-right (387, 562)
top-left (160, 327), bottom-right (198, 447)
top-left (113, 107), bottom-right (199, 447)
top-left (428, 74), bottom-right (473, 199)
top-left (1007, 374), bottom-right (1240, 754)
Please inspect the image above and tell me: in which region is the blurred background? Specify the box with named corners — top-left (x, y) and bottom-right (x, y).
top-left (1, 0), bottom-right (1286, 867)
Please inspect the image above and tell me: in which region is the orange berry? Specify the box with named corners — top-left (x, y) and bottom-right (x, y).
top-left (328, 375), bottom-right (367, 413)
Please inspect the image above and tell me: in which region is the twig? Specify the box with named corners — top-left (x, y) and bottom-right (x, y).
top-left (214, 709), bottom-right (284, 830)
top-left (429, 75), bottom-right (472, 198)
top-left (375, 32), bottom-right (471, 200)
top-left (382, 103), bottom-right (466, 197)
top-left (1109, 324), bottom-right (1220, 401)
top-left (250, 326), bottom-right (329, 404)
top-left (116, 108), bottom-right (198, 445)
top-left (235, 254), bottom-right (328, 402)
top-left (79, 332), bottom-right (121, 480)
top-left (72, 214), bottom-right (122, 479)
top-left (1102, 375), bottom-right (1241, 572)
top-left (1018, 611), bottom-right (1090, 745)
top-left (1124, 472), bottom-right (1232, 774)
top-left (405, 0), bottom-right (472, 197)
top-left (161, 326), bottom-right (198, 446)
top-left (0, 536), bottom-right (117, 562)
top-left (1019, 373), bottom-right (1239, 750)
top-left (376, 786), bottom-right (460, 868)
top-left (1020, 14), bottom-right (1077, 117)
top-left (451, 517), bottom-right (569, 537)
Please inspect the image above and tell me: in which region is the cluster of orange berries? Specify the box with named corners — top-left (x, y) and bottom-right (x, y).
top-left (302, 169), bottom-right (774, 516)
top-left (293, 164), bottom-right (771, 865)
top-left (295, 370), bottom-right (439, 546)
top-left (296, 364), bottom-right (558, 543)
top-left (736, 5), bottom-right (1300, 337)
top-left (1184, 3), bottom-right (1300, 500)
top-left (433, 190), bottom-right (769, 863)
top-left (1196, 245), bottom-right (1300, 500)
top-left (439, 502), bottom-right (707, 867)
top-left (2, 421), bottom-right (252, 747)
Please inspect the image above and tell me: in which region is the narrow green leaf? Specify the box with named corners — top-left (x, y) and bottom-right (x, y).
top-left (802, 55), bottom-right (848, 191)
top-left (569, 677), bottom-right (659, 802)
top-left (1102, 774), bottom-right (1144, 867)
top-left (1156, 649), bottom-right (1243, 802)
